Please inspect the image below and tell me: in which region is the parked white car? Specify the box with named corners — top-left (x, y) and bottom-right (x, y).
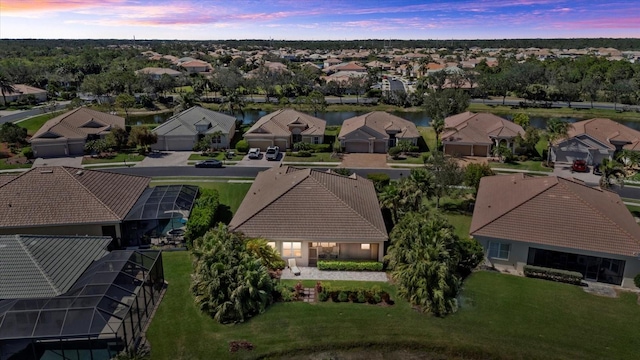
top-left (265, 146), bottom-right (280, 161)
top-left (248, 148), bottom-right (261, 159)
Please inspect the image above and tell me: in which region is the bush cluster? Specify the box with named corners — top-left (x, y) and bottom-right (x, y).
top-left (318, 285), bottom-right (392, 305)
top-left (309, 143), bottom-right (331, 152)
top-left (184, 189), bottom-right (220, 247)
top-left (634, 273), bottom-right (640, 288)
top-left (235, 140), bottom-right (249, 153)
top-left (366, 173), bottom-right (391, 191)
top-left (523, 265), bottom-right (583, 285)
top-left (317, 260), bottom-right (383, 271)
top-left (388, 146), bottom-right (402, 158)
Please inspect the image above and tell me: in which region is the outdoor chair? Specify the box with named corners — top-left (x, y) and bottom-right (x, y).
top-left (288, 258), bottom-right (301, 276)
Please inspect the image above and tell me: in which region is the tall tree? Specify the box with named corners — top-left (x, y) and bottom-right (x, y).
top-left (423, 152), bottom-right (464, 208)
top-left (115, 93), bottom-right (135, 120)
top-left (545, 118), bottom-right (572, 164)
top-left (423, 88), bottom-right (469, 149)
top-left (0, 72), bottom-right (16, 106)
top-left (128, 125), bottom-right (157, 153)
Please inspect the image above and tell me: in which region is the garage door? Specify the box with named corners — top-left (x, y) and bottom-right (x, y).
top-left (274, 139), bottom-right (288, 150)
top-left (554, 150), bottom-right (588, 164)
top-left (373, 142), bottom-right (386, 153)
top-left (166, 136), bottom-right (196, 151)
top-left (33, 144), bottom-right (67, 158)
top-left (473, 145), bottom-right (489, 157)
top-left (345, 141), bottom-right (369, 153)
top-left (444, 144), bottom-right (471, 156)
top-left (248, 140), bottom-right (273, 151)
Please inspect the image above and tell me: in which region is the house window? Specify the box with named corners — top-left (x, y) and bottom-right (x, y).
top-left (361, 244), bottom-right (370, 250)
top-left (313, 137), bottom-right (320, 144)
top-left (282, 242), bottom-right (302, 257)
top-left (292, 134), bottom-right (302, 143)
top-left (488, 242), bottom-right (510, 260)
top-left (267, 242), bottom-right (276, 249)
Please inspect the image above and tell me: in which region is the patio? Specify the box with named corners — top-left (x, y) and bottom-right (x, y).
top-left (280, 266), bottom-right (389, 282)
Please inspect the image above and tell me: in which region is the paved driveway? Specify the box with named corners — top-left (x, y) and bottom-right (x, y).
top-left (32, 156), bottom-right (83, 168)
top-left (235, 152), bottom-right (283, 167)
top-left (340, 153), bottom-right (388, 168)
top-left (554, 162), bottom-right (600, 185)
top-left (135, 151), bottom-right (191, 167)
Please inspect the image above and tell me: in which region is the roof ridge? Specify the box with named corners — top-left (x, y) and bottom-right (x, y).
top-left (16, 235), bottom-right (61, 295)
top-left (59, 167), bottom-right (123, 220)
top-left (309, 172), bottom-right (388, 238)
top-left (559, 178), bottom-right (640, 246)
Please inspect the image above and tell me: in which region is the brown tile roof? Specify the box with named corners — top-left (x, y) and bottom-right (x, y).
top-left (339, 111), bottom-right (420, 140)
top-left (566, 118), bottom-right (640, 151)
top-left (0, 167), bottom-right (150, 228)
top-left (0, 174), bottom-right (18, 187)
top-left (471, 174), bottom-right (640, 257)
top-left (5, 84), bottom-right (46, 96)
top-left (244, 109), bottom-right (326, 137)
top-left (31, 107), bottom-right (125, 141)
top-left (229, 166), bottom-right (388, 241)
top-left (442, 112), bottom-right (524, 145)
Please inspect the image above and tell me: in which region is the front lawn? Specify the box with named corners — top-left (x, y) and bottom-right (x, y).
top-left (387, 152), bottom-right (428, 164)
top-left (0, 159), bottom-right (31, 170)
top-left (188, 152), bottom-right (246, 161)
top-left (147, 252), bottom-right (640, 360)
top-left (81, 152), bottom-right (145, 164)
top-left (418, 126), bottom-right (437, 152)
top-left (490, 160), bottom-right (553, 173)
top-left (284, 152), bottom-right (339, 163)
top-left (18, 111), bottom-right (63, 135)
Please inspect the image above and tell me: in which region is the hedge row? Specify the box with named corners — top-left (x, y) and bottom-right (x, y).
top-left (184, 189), bottom-right (220, 247)
top-left (318, 285), bottom-right (392, 305)
top-left (317, 260), bottom-right (383, 271)
top-left (523, 265), bottom-right (583, 285)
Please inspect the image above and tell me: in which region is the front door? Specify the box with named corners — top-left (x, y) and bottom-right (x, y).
top-left (308, 248), bottom-right (318, 267)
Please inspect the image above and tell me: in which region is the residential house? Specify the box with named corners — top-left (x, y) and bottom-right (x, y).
top-left (338, 111), bottom-right (420, 153)
top-left (0, 166), bottom-right (149, 243)
top-left (471, 174), bottom-right (640, 288)
top-left (30, 107), bottom-right (125, 158)
top-left (441, 112), bottom-right (524, 157)
top-left (229, 166), bottom-right (388, 266)
top-left (551, 118), bottom-right (640, 165)
top-left (0, 84), bottom-right (47, 105)
top-left (243, 109), bottom-right (326, 150)
top-left (135, 67), bottom-right (182, 80)
top-left (151, 106), bottom-right (237, 151)
top-left (179, 60), bottom-right (212, 74)
top-left (0, 234), bottom-right (164, 359)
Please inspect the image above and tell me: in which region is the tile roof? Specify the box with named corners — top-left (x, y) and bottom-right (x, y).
top-left (152, 106), bottom-right (236, 136)
top-left (339, 111), bottom-right (420, 140)
top-left (0, 167), bottom-right (150, 228)
top-left (4, 84), bottom-right (46, 96)
top-left (135, 67), bottom-right (182, 76)
top-left (229, 166), bottom-right (388, 241)
top-left (471, 174), bottom-right (640, 257)
top-left (0, 234), bottom-right (111, 299)
top-left (30, 107), bottom-right (125, 141)
top-left (565, 118), bottom-right (640, 151)
top-left (244, 109), bottom-right (326, 138)
top-left (442, 112), bottom-right (524, 145)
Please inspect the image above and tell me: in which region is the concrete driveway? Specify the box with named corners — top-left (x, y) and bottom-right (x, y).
top-left (554, 162), bottom-right (600, 185)
top-left (235, 152), bottom-right (283, 167)
top-left (340, 153), bottom-right (388, 168)
top-left (135, 151), bottom-right (191, 167)
top-left (32, 156), bottom-right (83, 168)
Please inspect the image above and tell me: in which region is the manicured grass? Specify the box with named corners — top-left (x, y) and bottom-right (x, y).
top-left (444, 214), bottom-right (473, 239)
top-left (81, 152), bottom-right (145, 164)
top-left (284, 152), bottom-right (340, 162)
top-left (147, 252), bottom-right (640, 360)
top-left (149, 180), bottom-right (251, 214)
top-left (490, 160), bottom-right (553, 173)
top-left (0, 159), bottom-right (31, 170)
top-left (188, 152), bottom-right (245, 161)
top-left (387, 153), bottom-right (428, 164)
top-left (468, 103), bottom-right (640, 122)
top-left (418, 126), bottom-right (437, 152)
top-left (17, 112), bottom-right (63, 135)
top-left (325, 125), bottom-right (340, 136)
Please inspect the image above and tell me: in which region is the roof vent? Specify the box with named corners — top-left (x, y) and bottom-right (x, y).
top-left (39, 169), bottom-right (53, 174)
top-left (76, 170), bottom-right (84, 175)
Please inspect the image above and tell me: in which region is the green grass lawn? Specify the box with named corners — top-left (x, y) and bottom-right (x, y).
top-left (17, 111), bottom-right (63, 135)
top-left (490, 160), bottom-right (553, 173)
top-left (149, 180), bottom-right (251, 214)
top-left (0, 159), bottom-right (31, 170)
top-left (81, 152), bottom-right (145, 164)
top-left (387, 152), bottom-right (428, 164)
top-left (147, 252), bottom-right (640, 360)
top-left (444, 213), bottom-right (472, 239)
top-left (188, 152), bottom-right (245, 161)
top-left (418, 126), bottom-right (437, 152)
top-left (468, 103), bottom-right (640, 122)
top-left (284, 152), bottom-right (340, 162)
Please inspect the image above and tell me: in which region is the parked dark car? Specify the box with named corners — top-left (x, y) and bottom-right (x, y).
top-left (593, 164), bottom-right (602, 175)
top-left (571, 159), bottom-right (588, 173)
top-left (195, 159), bottom-right (223, 168)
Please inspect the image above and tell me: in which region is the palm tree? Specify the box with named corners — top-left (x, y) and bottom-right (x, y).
top-left (545, 118), bottom-right (572, 165)
top-left (615, 149), bottom-right (640, 171)
top-left (431, 118), bottom-right (445, 151)
top-left (599, 158), bottom-right (626, 189)
top-left (378, 184), bottom-right (400, 224)
top-left (0, 73), bottom-right (16, 106)
top-left (221, 90), bottom-right (245, 119)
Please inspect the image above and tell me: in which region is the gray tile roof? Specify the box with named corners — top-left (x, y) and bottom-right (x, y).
top-left (152, 106), bottom-right (236, 136)
top-left (0, 166), bottom-right (150, 228)
top-left (244, 109), bottom-right (326, 137)
top-left (471, 174), bottom-right (640, 257)
top-left (230, 166), bottom-right (388, 241)
top-left (31, 107), bottom-right (125, 141)
top-left (0, 235), bottom-right (111, 299)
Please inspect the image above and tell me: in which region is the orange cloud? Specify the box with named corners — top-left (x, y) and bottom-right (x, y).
top-left (0, 0), bottom-right (125, 13)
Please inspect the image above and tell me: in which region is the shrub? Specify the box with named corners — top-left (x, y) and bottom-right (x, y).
top-left (184, 189), bottom-right (220, 247)
top-left (523, 265), bottom-right (583, 285)
top-left (246, 238), bottom-right (286, 271)
top-left (296, 150), bottom-right (312, 157)
top-left (337, 291), bottom-right (349, 302)
top-left (293, 142), bottom-right (312, 151)
top-left (235, 140), bottom-right (249, 153)
top-left (634, 273), bottom-right (640, 288)
top-left (275, 284), bottom-right (296, 302)
top-left (409, 145), bottom-right (420, 153)
top-left (318, 290), bottom-right (329, 302)
top-left (388, 146), bottom-right (402, 158)
top-left (21, 147), bottom-right (34, 159)
top-left (367, 173), bottom-right (390, 191)
top-left (318, 285), bottom-right (391, 305)
top-left (356, 290), bottom-right (366, 303)
top-left (317, 260), bottom-right (383, 271)
top-left (310, 143), bottom-right (331, 152)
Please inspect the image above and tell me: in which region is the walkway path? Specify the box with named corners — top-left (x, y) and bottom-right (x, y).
top-left (280, 267), bottom-right (388, 282)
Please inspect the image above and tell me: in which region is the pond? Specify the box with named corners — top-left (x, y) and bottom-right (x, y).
top-left (129, 109), bottom-right (640, 131)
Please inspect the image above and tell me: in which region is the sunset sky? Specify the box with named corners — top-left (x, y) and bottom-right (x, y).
top-left (1, 0), bottom-right (639, 40)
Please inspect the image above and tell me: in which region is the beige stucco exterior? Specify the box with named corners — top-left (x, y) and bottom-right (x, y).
top-left (475, 235), bottom-right (640, 289)
top-left (269, 239), bottom-right (385, 267)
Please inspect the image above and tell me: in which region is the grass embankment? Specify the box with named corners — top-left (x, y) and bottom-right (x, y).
top-left (468, 103), bottom-right (640, 122)
top-left (147, 252), bottom-right (640, 360)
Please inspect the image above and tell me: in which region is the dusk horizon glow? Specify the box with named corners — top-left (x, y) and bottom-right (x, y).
top-left (1, 0), bottom-right (639, 41)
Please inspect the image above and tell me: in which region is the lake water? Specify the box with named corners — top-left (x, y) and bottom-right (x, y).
top-left (129, 109), bottom-right (640, 130)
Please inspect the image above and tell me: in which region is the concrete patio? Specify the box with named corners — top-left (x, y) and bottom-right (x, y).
top-left (280, 266), bottom-right (389, 282)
